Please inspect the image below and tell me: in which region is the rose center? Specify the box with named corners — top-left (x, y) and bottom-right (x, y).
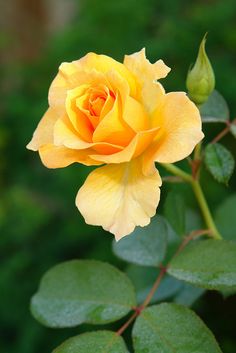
top-left (89, 95), bottom-right (106, 117)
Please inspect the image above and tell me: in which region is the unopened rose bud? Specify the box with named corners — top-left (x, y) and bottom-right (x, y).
top-left (186, 34), bottom-right (215, 105)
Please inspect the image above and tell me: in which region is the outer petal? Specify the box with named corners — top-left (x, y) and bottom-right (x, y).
top-left (143, 92), bottom-right (204, 171)
top-left (39, 144), bottom-right (101, 168)
top-left (49, 65), bottom-right (108, 108)
top-left (76, 158), bottom-right (162, 240)
top-left (54, 115), bottom-right (92, 149)
top-left (123, 95), bottom-right (150, 132)
top-left (124, 48), bottom-right (171, 84)
top-left (27, 108), bottom-right (60, 151)
top-left (79, 53), bottom-right (137, 96)
top-left (90, 127), bottom-right (159, 163)
top-left (54, 115), bottom-right (124, 155)
top-left (142, 80), bottom-right (165, 115)
top-left (49, 53), bottom-right (137, 108)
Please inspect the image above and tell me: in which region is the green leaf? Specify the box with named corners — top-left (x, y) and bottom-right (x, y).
top-left (185, 208), bottom-right (203, 234)
top-left (53, 331), bottom-right (128, 353)
top-left (126, 265), bottom-right (182, 304)
top-left (173, 283), bottom-right (205, 306)
top-left (164, 192), bottom-right (185, 236)
top-left (112, 216), bottom-right (167, 266)
top-left (215, 194), bottom-right (236, 242)
top-left (204, 143), bottom-right (235, 184)
top-left (31, 260), bottom-right (136, 328)
top-left (126, 265), bottom-right (204, 307)
top-left (230, 123), bottom-right (236, 138)
top-left (200, 89), bottom-right (229, 123)
top-left (132, 303), bottom-right (222, 353)
top-left (168, 239), bottom-right (236, 291)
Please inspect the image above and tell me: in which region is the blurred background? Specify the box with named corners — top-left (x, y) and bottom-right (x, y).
top-left (1, 0), bottom-right (236, 352)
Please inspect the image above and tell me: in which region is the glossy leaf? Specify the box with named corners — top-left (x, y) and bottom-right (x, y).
top-left (133, 303), bottom-right (222, 353)
top-left (168, 239), bottom-right (236, 291)
top-left (112, 216), bottom-right (167, 266)
top-left (230, 122), bottom-right (236, 138)
top-left (185, 208), bottom-right (203, 234)
top-left (164, 192), bottom-right (185, 236)
top-left (126, 265), bottom-right (182, 304)
top-left (173, 283), bottom-right (205, 306)
top-left (200, 90), bottom-right (229, 123)
top-left (215, 194), bottom-right (236, 242)
top-left (31, 260), bottom-right (136, 327)
top-left (53, 331), bottom-right (128, 353)
top-left (204, 143), bottom-right (235, 184)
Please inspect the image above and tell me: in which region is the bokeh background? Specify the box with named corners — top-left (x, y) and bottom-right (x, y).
top-left (1, 0), bottom-right (236, 352)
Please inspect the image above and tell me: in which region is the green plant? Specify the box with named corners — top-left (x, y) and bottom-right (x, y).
top-left (28, 37), bottom-right (236, 353)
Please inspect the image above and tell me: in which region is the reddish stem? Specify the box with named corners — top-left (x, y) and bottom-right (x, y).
top-left (116, 310), bottom-right (139, 336)
top-left (116, 228), bottom-right (211, 336)
top-left (211, 121), bottom-right (231, 144)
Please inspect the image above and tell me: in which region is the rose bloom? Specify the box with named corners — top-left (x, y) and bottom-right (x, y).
top-left (27, 49), bottom-right (203, 240)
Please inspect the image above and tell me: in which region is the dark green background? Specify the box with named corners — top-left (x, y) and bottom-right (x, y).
top-left (1, 0), bottom-right (236, 352)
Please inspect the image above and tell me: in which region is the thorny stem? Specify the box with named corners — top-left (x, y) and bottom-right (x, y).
top-left (116, 229), bottom-right (210, 336)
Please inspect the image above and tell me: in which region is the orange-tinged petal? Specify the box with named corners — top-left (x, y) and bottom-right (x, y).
top-left (92, 96), bottom-right (135, 147)
top-left (54, 115), bottom-right (123, 154)
top-left (92, 143), bottom-right (123, 155)
top-left (123, 96), bottom-right (150, 132)
top-left (54, 115), bottom-right (92, 149)
top-left (27, 108), bottom-right (60, 151)
top-left (91, 127), bottom-right (159, 164)
top-left (76, 158), bottom-right (162, 240)
top-left (49, 65), bottom-right (108, 108)
top-left (66, 86), bottom-right (93, 142)
top-left (39, 144), bottom-right (101, 168)
top-left (100, 92), bottom-right (115, 119)
top-left (143, 92), bottom-right (204, 171)
top-left (124, 48), bottom-right (171, 84)
top-left (79, 53), bottom-right (137, 97)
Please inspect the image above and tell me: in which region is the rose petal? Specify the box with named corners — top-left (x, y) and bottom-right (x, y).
top-left (27, 108), bottom-right (60, 151)
top-left (142, 81), bottom-right (165, 114)
top-left (39, 144), bottom-right (101, 168)
top-left (143, 92), bottom-right (204, 172)
top-left (91, 127), bottom-right (159, 163)
top-left (54, 115), bottom-right (124, 155)
top-left (66, 86), bottom-right (93, 141)
top-left (49, 65), bottom-right (107, 108)
top-left (123, 95), bottom-right (150, 132)
top-left (79, 53), bottom-right (137, 96)
top-left (76, 158), bottom-right (162, 240)
top-left (124, 48), bottom-right (171, 84)
top-left (92, 95), bottom-right (135, 147)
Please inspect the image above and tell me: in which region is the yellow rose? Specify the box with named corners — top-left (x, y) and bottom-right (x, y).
top-left (27, 49), bottom-right (204, 240)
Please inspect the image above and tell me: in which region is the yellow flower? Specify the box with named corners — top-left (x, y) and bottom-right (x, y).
top-left (27, 49), bottom-right (204, 240)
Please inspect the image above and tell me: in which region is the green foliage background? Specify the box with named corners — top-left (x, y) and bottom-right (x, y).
top-left (1, 0), bottom-right (236, 352)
